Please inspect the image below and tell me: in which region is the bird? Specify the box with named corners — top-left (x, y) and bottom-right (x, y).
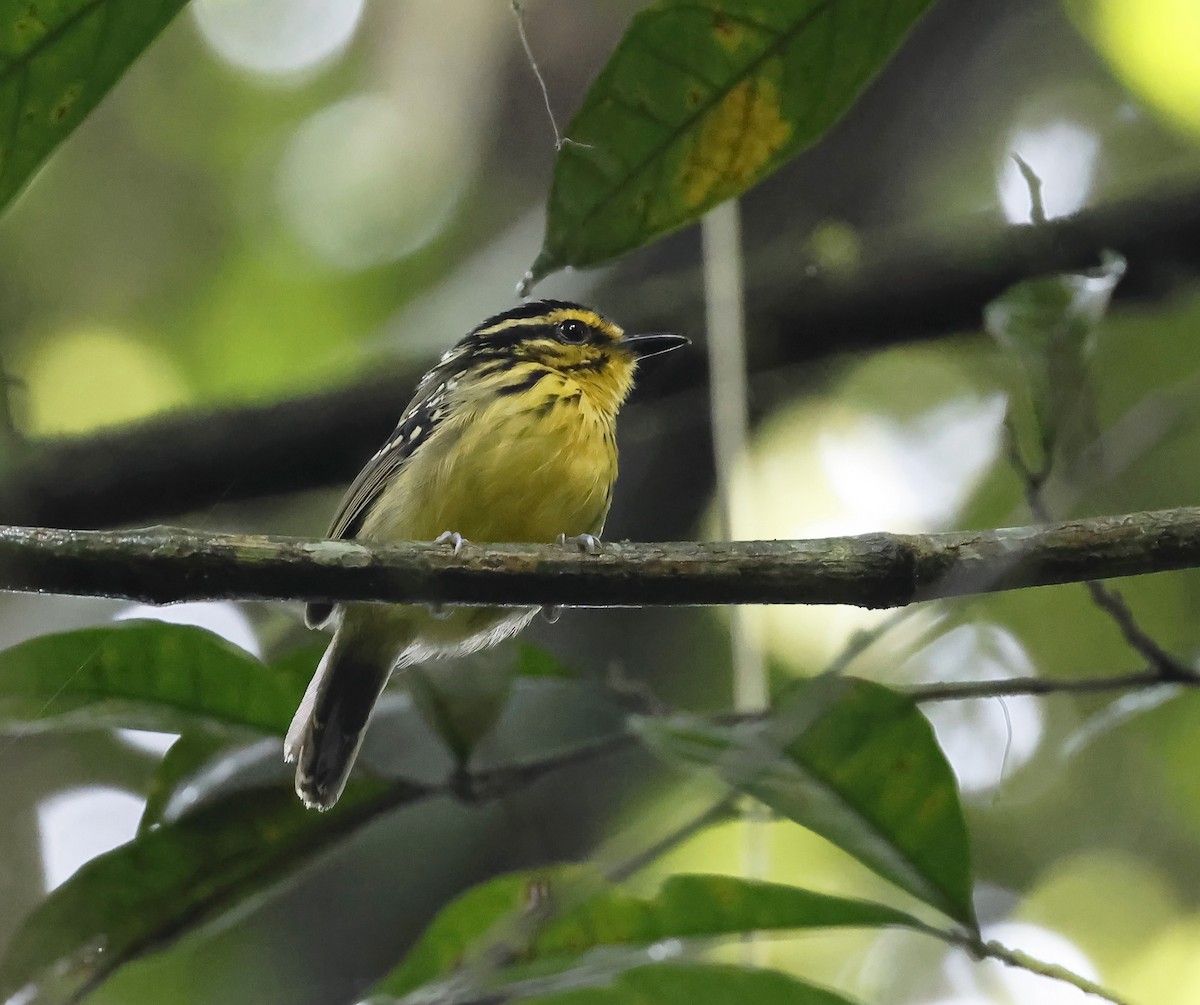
top-left (284, 300), bottom-right (687, 809)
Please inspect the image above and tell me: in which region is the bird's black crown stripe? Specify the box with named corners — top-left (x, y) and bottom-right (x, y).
top-left (472, 299), bottom-right (588, 334)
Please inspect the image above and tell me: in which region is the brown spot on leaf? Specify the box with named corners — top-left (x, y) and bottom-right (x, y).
top-left (712, 12), bottom-right (747, 50)
top-left (14, 8), bottom-right (48, 43)
top-left (52, 82), bottom-right (83, 123)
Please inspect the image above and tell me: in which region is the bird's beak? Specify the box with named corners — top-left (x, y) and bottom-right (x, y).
top-left (621, 332), bottom-right (689, 359)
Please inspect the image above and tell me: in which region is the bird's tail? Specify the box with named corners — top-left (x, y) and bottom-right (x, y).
top-left (285, 629), bottom-right (395, 810)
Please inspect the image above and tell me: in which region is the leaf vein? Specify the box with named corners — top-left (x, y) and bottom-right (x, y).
top-left (569, 0), bottom-right (838, 232)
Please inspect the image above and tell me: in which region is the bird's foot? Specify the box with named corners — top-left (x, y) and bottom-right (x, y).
top-left (557, 532), bottom-right (602, 555)
top-left (547, 536), bottom-right (599, 618)
top-left (429, 531), bottom-right (468, 617)
top-left (433, 530), bottom-right (468, 556)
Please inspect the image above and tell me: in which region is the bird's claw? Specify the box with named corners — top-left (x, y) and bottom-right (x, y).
top-left (430, 533), bottom-right (467, 615)
top-left (434, 530), bottom-right (467, 556)
top-left (541, 605), bottom-right (563, 624)
top-left (557, 532), bottom-right (602, 555)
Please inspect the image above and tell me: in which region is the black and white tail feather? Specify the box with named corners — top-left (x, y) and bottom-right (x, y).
top-left (284, 624), bottom-right (402, 810)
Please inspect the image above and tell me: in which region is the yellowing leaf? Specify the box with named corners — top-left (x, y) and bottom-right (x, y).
top-left (680, 74), bottom-right (792, 209)
top-left (526, 0), bottom-right (938, 286)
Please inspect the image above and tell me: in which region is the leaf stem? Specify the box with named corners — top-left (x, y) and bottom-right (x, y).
top-left (938, 929), bottom-right (1135, 1005)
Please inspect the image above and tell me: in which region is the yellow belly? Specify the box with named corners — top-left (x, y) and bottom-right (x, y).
top-left (362, 389), bottom-right (617, 545)
top-left (350, 386), bottom-right (618, 665)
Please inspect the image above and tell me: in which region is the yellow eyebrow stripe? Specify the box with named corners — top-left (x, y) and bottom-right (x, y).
top-left (474, 308), bottom-right (623, 341)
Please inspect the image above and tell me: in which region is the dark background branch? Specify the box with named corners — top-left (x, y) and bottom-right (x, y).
top-left (1, 179), bottom-right (1198, 530)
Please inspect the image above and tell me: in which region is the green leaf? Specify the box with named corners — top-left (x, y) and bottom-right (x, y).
top-left (408, 657), bottom-right (517, 766)
top-left (409, 644), bottom-right (581, 763)
top-left (266, 640), bottom-right (329, 684)
top-left (526, 0), bottom-right (937, 284)
top-left (516, 643), bottom-right (578, 680)
top-left (634, 677), bottom-right (976, 927)
top-left (138, 731), bottom-right (237, 834)
top-left (534, 872), bottom-right (925, 957)
top-left (520, 963), bottom-right (860, 1005)
top-left (984, 251), bottom-right (1126, 460)
top-left (0, 0), bottom-right (188, 213)
top-left (379, 867), bottom-right (585, 998)
top-left (0, 622), bottom-right (312, 735)
top-left (379, 868), bottom-right (925, 998)
top-left (0, 779), bottom-right (404, 1005)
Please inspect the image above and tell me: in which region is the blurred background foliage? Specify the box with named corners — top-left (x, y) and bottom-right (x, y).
top-left (0, 0), bottom-right (1199, 1004)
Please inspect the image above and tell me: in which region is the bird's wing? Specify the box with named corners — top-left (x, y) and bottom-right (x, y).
top-left (306, 356), bottom-right (465, 628)
top-left (324, 425), bottom-right (418, 542)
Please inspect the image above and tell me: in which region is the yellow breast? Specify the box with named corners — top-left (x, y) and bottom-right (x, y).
top-left (361, 374), bottom-right (618, 545)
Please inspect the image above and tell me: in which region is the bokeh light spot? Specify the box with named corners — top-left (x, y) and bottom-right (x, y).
top-left (722, 357), bottom-right (1005, 670)
top-left (1117, 916), bottom-right (1200, 1005)
top-left (900, 625), bottom-right (1044, 793)
top-left (277, 94), bottom-right (470, 271)
top-left (1086, 0), bottom-right (1200, 135)
top-left (38, 786), bottom-right (144, 891)
top-left (999, 122), bottom-right (1098, 224)
top-left (192, 0), bottom-right (364, 78)
top-left (20, 326), bottom-right (190, 436)
top-left (114, 601), bottom-right (261, 658)
top-left (113, 602), bottom-right (261, 756)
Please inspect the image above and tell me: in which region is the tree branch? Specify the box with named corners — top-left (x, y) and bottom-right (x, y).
top-left (3, 507), bottom-right (1200, 613)
top-left (0, 372), bottom-right (412, 528)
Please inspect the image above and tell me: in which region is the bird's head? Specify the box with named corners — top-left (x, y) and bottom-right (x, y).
top-left (461, 300), bottom-right (687, 416)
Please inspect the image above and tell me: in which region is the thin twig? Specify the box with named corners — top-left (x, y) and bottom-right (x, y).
top-left (1006, 413), bottom-right (1195, 680)
top-left (604, 662), bottom-right (670, 717)
top-left (460, 730), bottom-right (635, 801)
top-left (1082, 580), bottom-right (1194, 679)
top-left (940, 930), bottom-right (1135, 1005)
top-left (1012, 153), bottom-right (1048, 228)
top-left (1001, 163), bottom-right (1192, 684)
top-left (511, 1), bottom-right (586, 152)
top-left (605, 795), bottom-right (738, 883)
top-left (708, 665), bottom-right (1191, 716)
top-left (906, 667), bottom-right (1188, 703)
top-left (823, 608), bottom-right (923, 678)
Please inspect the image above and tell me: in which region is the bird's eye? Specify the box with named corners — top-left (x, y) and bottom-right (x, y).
top-left (557, 319), bottom-right (589, 344)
